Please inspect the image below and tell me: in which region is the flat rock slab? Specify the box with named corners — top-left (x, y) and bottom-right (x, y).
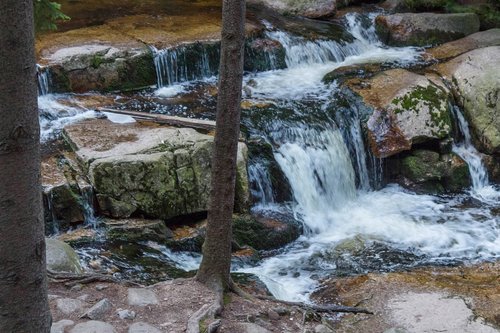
top-left (81, 298), bottom-right (112, 320)
top-left (128, 322), bottom-right (162, 333)
top-left (128, 288), bottom-right (159, 306)
top-left (56, 298), bottom-right (85, 315)
top-left (237, 322), bottom-right (272, 333)
top-left (69, 320), bottom-right (117, 333)
top-left (388, 292), bottom-right (498, 332)
top-left (51, 319), bottom-right (75, 333)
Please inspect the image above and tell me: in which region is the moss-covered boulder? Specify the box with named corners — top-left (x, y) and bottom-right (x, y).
top-left (434, 46), bottom-right (500, 155)
top-left (346, 69), bottom-right (453, 158)
top-left (45, 45), bottom-right (155, 93)
top-left (63, 119), bottom-right (249, 220)
top-left (396, 150), bottom-right (470, 193)
top-left (375, 13), bottom-right (480, 46)
top-left (46, 238), bottom-right (83, 274)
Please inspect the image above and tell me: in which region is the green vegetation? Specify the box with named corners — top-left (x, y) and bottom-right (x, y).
top-left (34, 0), bottom-right (70, 32)
top-left (402, 0), bottom-right (500, 29)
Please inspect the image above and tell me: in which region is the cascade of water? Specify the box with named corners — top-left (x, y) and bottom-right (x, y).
top-left (151, 44), bottom-right (219, 88)
top-left (451, 106), bottom-right (499, 201)
top-left (81, 187), bottom-right (100, 229)
top-left (273, 127), bottom-right (356, 233)
top-left (37, 64), bottom-right (51, 96)
top-left (248, 161), bottom-right (275, 206)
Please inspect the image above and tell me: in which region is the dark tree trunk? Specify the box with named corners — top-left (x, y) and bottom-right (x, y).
top-left (196, 0), bottom-right (246, 292)
top-left (0, 1), bottom-right (52, 331)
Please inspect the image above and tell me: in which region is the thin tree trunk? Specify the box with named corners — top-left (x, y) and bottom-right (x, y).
top-left (0, 1), bottom-right (52, 331)
top-left (196, 0), bottom-right (246, 292)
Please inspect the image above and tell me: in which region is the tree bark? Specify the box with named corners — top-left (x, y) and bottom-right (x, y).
top-left (0, 1), bottom-right (52, 331)
top-left (196, 0), bottom-right (246, 292)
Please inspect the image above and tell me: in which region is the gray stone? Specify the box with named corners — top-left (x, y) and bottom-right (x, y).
top-left (127, 288), bottom-right (159, 306)
top-left (347, 69), bottom-right (452, 158)
top-left (128, 322), bottom-right (162, 333)
top-left (384, 328), bottom-right (409, 333)
top-left (69, 321), bottom-right (116, 333)
top-left (117, 309), bottom-right (136, 320)
top-left (63, 120), bottom-right (249, 220)
top-left (56, 298), bottom-right (85, 315)
top-left (315, 324), bottom-right (334, 333)
top-left (375, 13), bottom-right (480, 46)
top-left (81, 298), bottom-right (112, 320)
top-left (51, 319), bottom-right (75, 333)
top-left (237, 323), bottom-right (272, 333)
top-left (46, 238), bottom-right (83, 274)
top-left (435, 46), bottom-right (500, 155)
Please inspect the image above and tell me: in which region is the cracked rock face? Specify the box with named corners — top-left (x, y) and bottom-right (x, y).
top-left (434, 46), bottom-right (500, 155)
top-left (63, 119), bottom-right (249, 220)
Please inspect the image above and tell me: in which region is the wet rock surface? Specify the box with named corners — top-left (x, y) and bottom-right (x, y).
top-left (312, 263), bottom-right (500, 333)
top-left (347, 69), bottom-right (452, 158)
top-left (434, 46), bottom-right (500, 155)
top-left (375, 13), bottom-right (480, 46)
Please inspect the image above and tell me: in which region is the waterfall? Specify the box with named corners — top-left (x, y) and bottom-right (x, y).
top-left (37, 64), bottom-right (51, 96)
top-left (248, 162), bottom-right (275, 206)
top-left (451, 106), bottom-right (499, 201)
top-left (151, 44), bottom-right (220, 87)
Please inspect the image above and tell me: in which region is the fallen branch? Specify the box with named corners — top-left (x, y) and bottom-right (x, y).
top-left (47, 269), bottom-right (142, 288)
top-left (97, 107), bottom-right (216, 132)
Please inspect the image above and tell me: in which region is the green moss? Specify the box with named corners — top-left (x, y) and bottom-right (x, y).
top-left (392, 84), bottom-right (451, 138)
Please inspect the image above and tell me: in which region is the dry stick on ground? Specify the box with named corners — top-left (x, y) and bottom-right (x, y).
top-left (46, 269), bottom-right (142, 288)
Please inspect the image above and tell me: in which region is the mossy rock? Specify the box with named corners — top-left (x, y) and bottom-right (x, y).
top-left (46, 238), bottom-right (83, 274)
top-left (233, 214), bottom-right (302, 251)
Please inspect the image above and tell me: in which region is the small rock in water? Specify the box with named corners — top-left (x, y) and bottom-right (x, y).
top-left (56, 298), bottom-right (85, 315)
top-left (127, 288), bottom-right (159, 306)
top-left (51, 319), bottom-right (74, 333)
top-left (89, 259), bottom-right (102, 270)
top-left (117, 308), bottom-right (136, 320)
top-left (81, 299), bottom-right (112, 320)
top-left (128, 322), bottom-right (162, 333)
top-left (69, 320), bottom-right (116, 333)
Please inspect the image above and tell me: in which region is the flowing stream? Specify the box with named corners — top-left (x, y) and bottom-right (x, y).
top-left (39, 13), bottom-right (499, 301)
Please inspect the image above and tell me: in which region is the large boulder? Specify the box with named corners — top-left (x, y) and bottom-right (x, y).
top-left (46, 238), bottom-right (83, 274)
top-left (426, 29), bottom-right (500, 61)
top-left (346, 69), bottom-right (453, 158)
top-left (375, 13), bottom-right (480, 46)
top-left (248, 0), bottom-right (336, 19)
top-left (63, 119), bottom-right (249, 220)
top-left (395, 150), bottom-right (471, 193)
top-left (434, 46), bottom-right (500, 155)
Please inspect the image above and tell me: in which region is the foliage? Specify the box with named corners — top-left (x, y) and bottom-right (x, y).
top-left (34, 0), bottom-right (70, 32)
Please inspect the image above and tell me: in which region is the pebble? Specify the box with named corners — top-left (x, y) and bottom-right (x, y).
top-left (96, 284), bottom-right (109, 291)
top-left (81, 299), bottom-right (112, 320)
top-left (117, 308), bottom-right (136, 320)
top-left (314, 324), bottom-right (334, 333)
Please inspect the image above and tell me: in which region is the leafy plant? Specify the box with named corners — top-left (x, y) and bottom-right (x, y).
top-left (34, 0), bottom-right (70, 32)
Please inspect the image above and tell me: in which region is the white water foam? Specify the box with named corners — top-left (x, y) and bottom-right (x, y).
top-left (38, 95), bottom-right (96, 142)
